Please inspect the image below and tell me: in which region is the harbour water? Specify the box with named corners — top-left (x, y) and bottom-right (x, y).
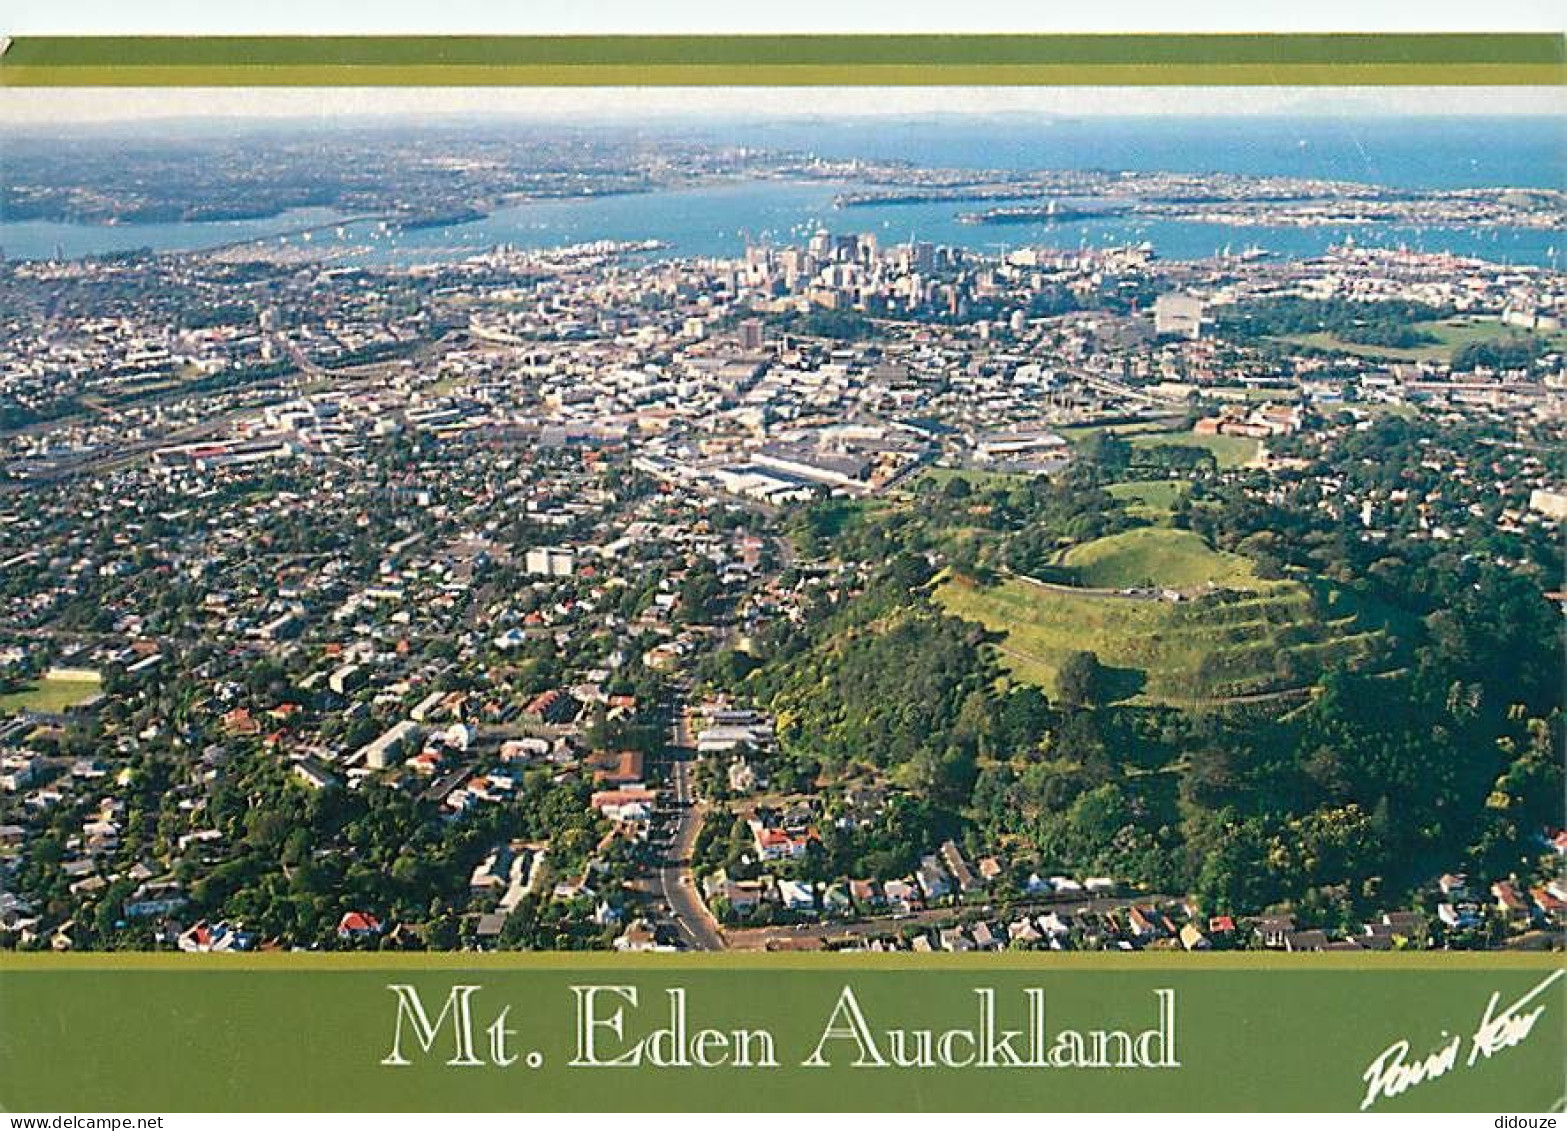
top-left (0, 207), bottom-right (346, 263)
top-left (307, 180), bottom-right (1567, 270)
top-left (2, 117), bottom-right (1561, 268)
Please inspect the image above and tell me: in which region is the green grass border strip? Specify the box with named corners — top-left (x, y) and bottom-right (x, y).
top-left (1, 34), bottom-right (1563, 86)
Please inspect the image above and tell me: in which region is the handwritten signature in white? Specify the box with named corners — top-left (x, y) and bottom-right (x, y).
top-left (1359, 969), bottom-right (1564, 1111)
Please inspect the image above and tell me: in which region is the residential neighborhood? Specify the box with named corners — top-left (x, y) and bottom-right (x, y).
top-left (0, 122), bottom-right (1561, 957)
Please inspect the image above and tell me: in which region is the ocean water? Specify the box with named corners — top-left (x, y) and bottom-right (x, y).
top-left (1, 117), bottom-right (1562, 267)
top-left (692, 116), bottom-right (1566, 191)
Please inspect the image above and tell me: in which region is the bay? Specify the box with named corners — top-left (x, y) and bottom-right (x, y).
top-left (270, 181), bottom-right (1567, 271)
top-left (0, 207), bottom-right (347, 262)
top-left (2, 117), bottom-right (1561, 268)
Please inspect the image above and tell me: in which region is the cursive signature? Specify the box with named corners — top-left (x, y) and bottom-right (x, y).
top-left (1359, 970), bottom-right (1564, 1111)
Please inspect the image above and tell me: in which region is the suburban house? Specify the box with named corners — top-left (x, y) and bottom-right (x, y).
top-left (916, 855), bottom-right (952, 901)
top-left (748, 818), bottom-right (815, 861)
top-left (591, 786), bottom-right (659, 821)
top-left (524, 688), bottom-right (581, 726)
top-left (938, 839), bottom-right (982, 894)
top-left (336, 911), bottom-right (382, 941)
top-left (1492, 881), bottom-right (1534, 924)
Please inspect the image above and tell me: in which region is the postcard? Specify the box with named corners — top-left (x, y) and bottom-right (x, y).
top-left (0, 7), bottom-right (1562, 1118)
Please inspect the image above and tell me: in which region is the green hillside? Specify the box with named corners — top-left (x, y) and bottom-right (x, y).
top-left (1054, 526), bottom-right (1258, 591)
top-left (936, 529), bottom-right (1391, 706)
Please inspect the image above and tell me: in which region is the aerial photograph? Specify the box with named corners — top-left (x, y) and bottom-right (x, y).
top-left (0, 87), bottom-right (1561, 957)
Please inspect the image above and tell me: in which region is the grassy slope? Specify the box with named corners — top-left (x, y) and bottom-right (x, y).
top-left (1055, 526), bottom-right (1256, 591)
top-left (935, 528), bottom-right (1388, 705)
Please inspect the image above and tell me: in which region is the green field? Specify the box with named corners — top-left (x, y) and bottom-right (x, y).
top-left (913, 467), bottom-right (1036, 491)
top-left (1279, 316), bottom-right (1567, 364)
top-left (0, 673), bottom-right (103, 716)
top-left (1128, 429), bottom-right (1260, 469)
top-left (1060, 420), bottom-right (1259, 468)
top-left (936, 530), bottom-right (1389, 705)
top-left (1207, 386), bottom-right (1300, 403)
top-left (1105, 479), bottom-right (1190, 519)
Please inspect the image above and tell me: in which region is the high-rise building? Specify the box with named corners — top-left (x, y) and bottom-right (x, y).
top-left (1153, 292), bottom-right (1209, 339)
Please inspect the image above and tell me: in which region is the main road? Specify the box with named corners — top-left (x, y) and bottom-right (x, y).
top-left (646, 522), bottom-right (796, 952)
top-left (656, 699), bottom-right (725, 951)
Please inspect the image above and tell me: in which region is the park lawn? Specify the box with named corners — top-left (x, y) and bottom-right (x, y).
top-left (0, 673), bottom-right (103, 716)
top-left (1278, 316), bottom-right (1567, 364)
top-left (1129, 428), bottom-right (1260, 469)
top-left (1106, 479), bottom-right (1190, 519)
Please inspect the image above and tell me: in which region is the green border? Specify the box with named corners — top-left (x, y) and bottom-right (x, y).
top-left (0, 34), bottom-right (1562, 85)
top-left (2, 958), bottom-right (1562, 1111)
top-left (3, 951), bottom-right (1561, 970)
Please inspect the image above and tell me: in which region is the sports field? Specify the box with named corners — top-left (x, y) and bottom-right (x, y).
top-left (0, 672), bottom-right (104, 716)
